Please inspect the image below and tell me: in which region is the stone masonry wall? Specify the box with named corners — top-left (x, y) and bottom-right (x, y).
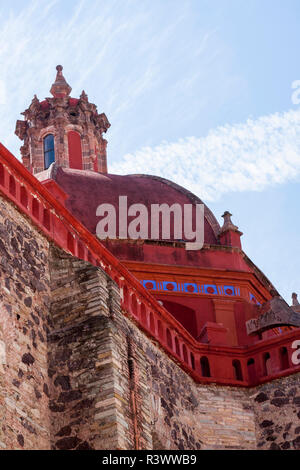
top-left (121, 317), bottom-right (257, 450)
top-left (48, 247), bottom-right (135, 450)
top-left (0, 192), bottom-right (300, 450)
top-left (251, 373), bottom-right (300, 450)
top-left (47, 249), bottom-right (257, 450)
top-left (0, 195), bottom-right (51, 449)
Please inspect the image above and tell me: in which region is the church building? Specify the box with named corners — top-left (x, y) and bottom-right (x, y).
top-left (0, 66), bottom-right (299, 450)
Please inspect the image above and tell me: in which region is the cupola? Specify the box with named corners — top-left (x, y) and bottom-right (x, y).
top-left (15, 65), bottom-right (110, 175)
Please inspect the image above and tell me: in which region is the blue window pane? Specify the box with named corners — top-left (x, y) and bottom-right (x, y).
top-left (44, 149), bottom-right (55, 169)
top-left (44, 134), bottom-right (54, 151)
top-left (44, 134), bottom-right (55, 169)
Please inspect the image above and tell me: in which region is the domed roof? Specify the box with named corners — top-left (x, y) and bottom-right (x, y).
top-left (50, 167), bottom-right (220, 245)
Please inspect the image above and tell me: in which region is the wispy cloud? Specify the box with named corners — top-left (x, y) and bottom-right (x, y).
top-left (110, 109), bottom-right (300, 201)
top-left (3, 0), bottom-right (297, 203)
top-left (0, 80), bottom-right (6, 105)
top-left (0, 0), bottom-right (148, 151)
top-left (0, 0), bottom-right (234, 162)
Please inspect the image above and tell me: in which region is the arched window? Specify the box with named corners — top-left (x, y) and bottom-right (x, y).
top-left (200, 356), bottom-right (211, 377)
top-left (20, 186), bottom-right (28, 208)
top-left (140, 304), bottom-right (147, 326)
top-left (247, 358), bottom-right (256, 383)
top-left (67, 232), bottom-right (75, 254)
top-left (280, 347), bottom-right (289, 371)
top-left (131, 295), bottom-right (138, 317)
top-left (232, 360), bottom-right (243, 381)
top-left (182, 344), bottom-right (188, 363)
top-left (77, 242), bottom-right (85, 259)
top-left (175, 337), bottom-right (180, 356)
top-left (262, 353), bottom-right (271, 376)
top-left (166, 329), bottom-right (172, 349)
top-left (190, 352), bottom-right (195, 370)
top-left (0, 163), bottom-right (4, 185)
top-left (122, 285), bottom-right (129, 306)
top-left (157, 320), bottom-right (163, 339)
top-left (149, 312), bottom-right (155, 333)
top-left (32, 198), bottom-right (40, 219)
top-left (44, 134), bottom-right (55, 169)
top-left (43, 208), bottom-right (50, 231)
top-left (9, 175), bottom-right (16, 197)
top-left (167, 328), bottom-right (173, 349)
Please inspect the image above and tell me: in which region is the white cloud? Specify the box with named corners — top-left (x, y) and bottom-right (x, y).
top-left (110, 109), bottom-right (300, 201)
top-left (0, 0), bottom-right (165, 153)
top-left (2, 0), bottom-right (298, 205)
top-left (0, 0), bottom-right (232, 162)
top-left (0, 80), bottom-right (6, 105)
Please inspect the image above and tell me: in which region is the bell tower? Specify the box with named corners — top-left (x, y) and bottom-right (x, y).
top-left (15, 65), bottom-right (110, 174)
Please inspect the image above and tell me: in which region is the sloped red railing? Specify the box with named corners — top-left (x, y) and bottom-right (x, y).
top-left (0, 142), bottom-right (299, 387)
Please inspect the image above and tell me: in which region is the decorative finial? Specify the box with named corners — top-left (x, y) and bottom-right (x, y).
top-left (80, 90), bottom-right (88, 101)
top-left (222, 211), bottom-right (232, 220)
top-left (219, 210), bottom-right (243, 248)
top-left (292, 293), bottom-right (299, 306)
top-left (220, 211), bottom-right (239, 233)
top-left (31, 94), bottom-right (39, 104)
top-left (50, 65), bottom-right (72, 98)
top-left (30, 94), bottom-right (40, 111)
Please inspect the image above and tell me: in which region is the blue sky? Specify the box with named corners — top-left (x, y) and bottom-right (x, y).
top-left (0, 0), bottom-right (299, 302)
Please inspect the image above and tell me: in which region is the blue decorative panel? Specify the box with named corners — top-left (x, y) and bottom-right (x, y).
top-left (140, 279), bottom-right (243, 298)
top-left (203, 284), bottom-right (218, 295)
top-left (183, 283), bottom-right (198, 293)
top-left (142, 280), bottom-right (157, 290)
top-left (249, 292), bottom-right (261, 305)
top-left (162, 281), bottom-right (178, 292)
top-left (223, 285), bottom-right (235, 296)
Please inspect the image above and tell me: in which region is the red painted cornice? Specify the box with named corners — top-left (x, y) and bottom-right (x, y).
top-left (124, 260), bottom-right (272, 302)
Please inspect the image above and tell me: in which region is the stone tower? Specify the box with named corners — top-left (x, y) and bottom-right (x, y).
top-left (15, 65), bottom-right (110, 174)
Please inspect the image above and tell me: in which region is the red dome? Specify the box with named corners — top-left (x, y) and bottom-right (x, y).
top-left (52, 167), bottom-right (220, 245)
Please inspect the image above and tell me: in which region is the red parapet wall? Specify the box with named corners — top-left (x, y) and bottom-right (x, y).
top-left (0, 142), bottom-right (299, 387)
top-left (122, 285), bottom-right (300, 386)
